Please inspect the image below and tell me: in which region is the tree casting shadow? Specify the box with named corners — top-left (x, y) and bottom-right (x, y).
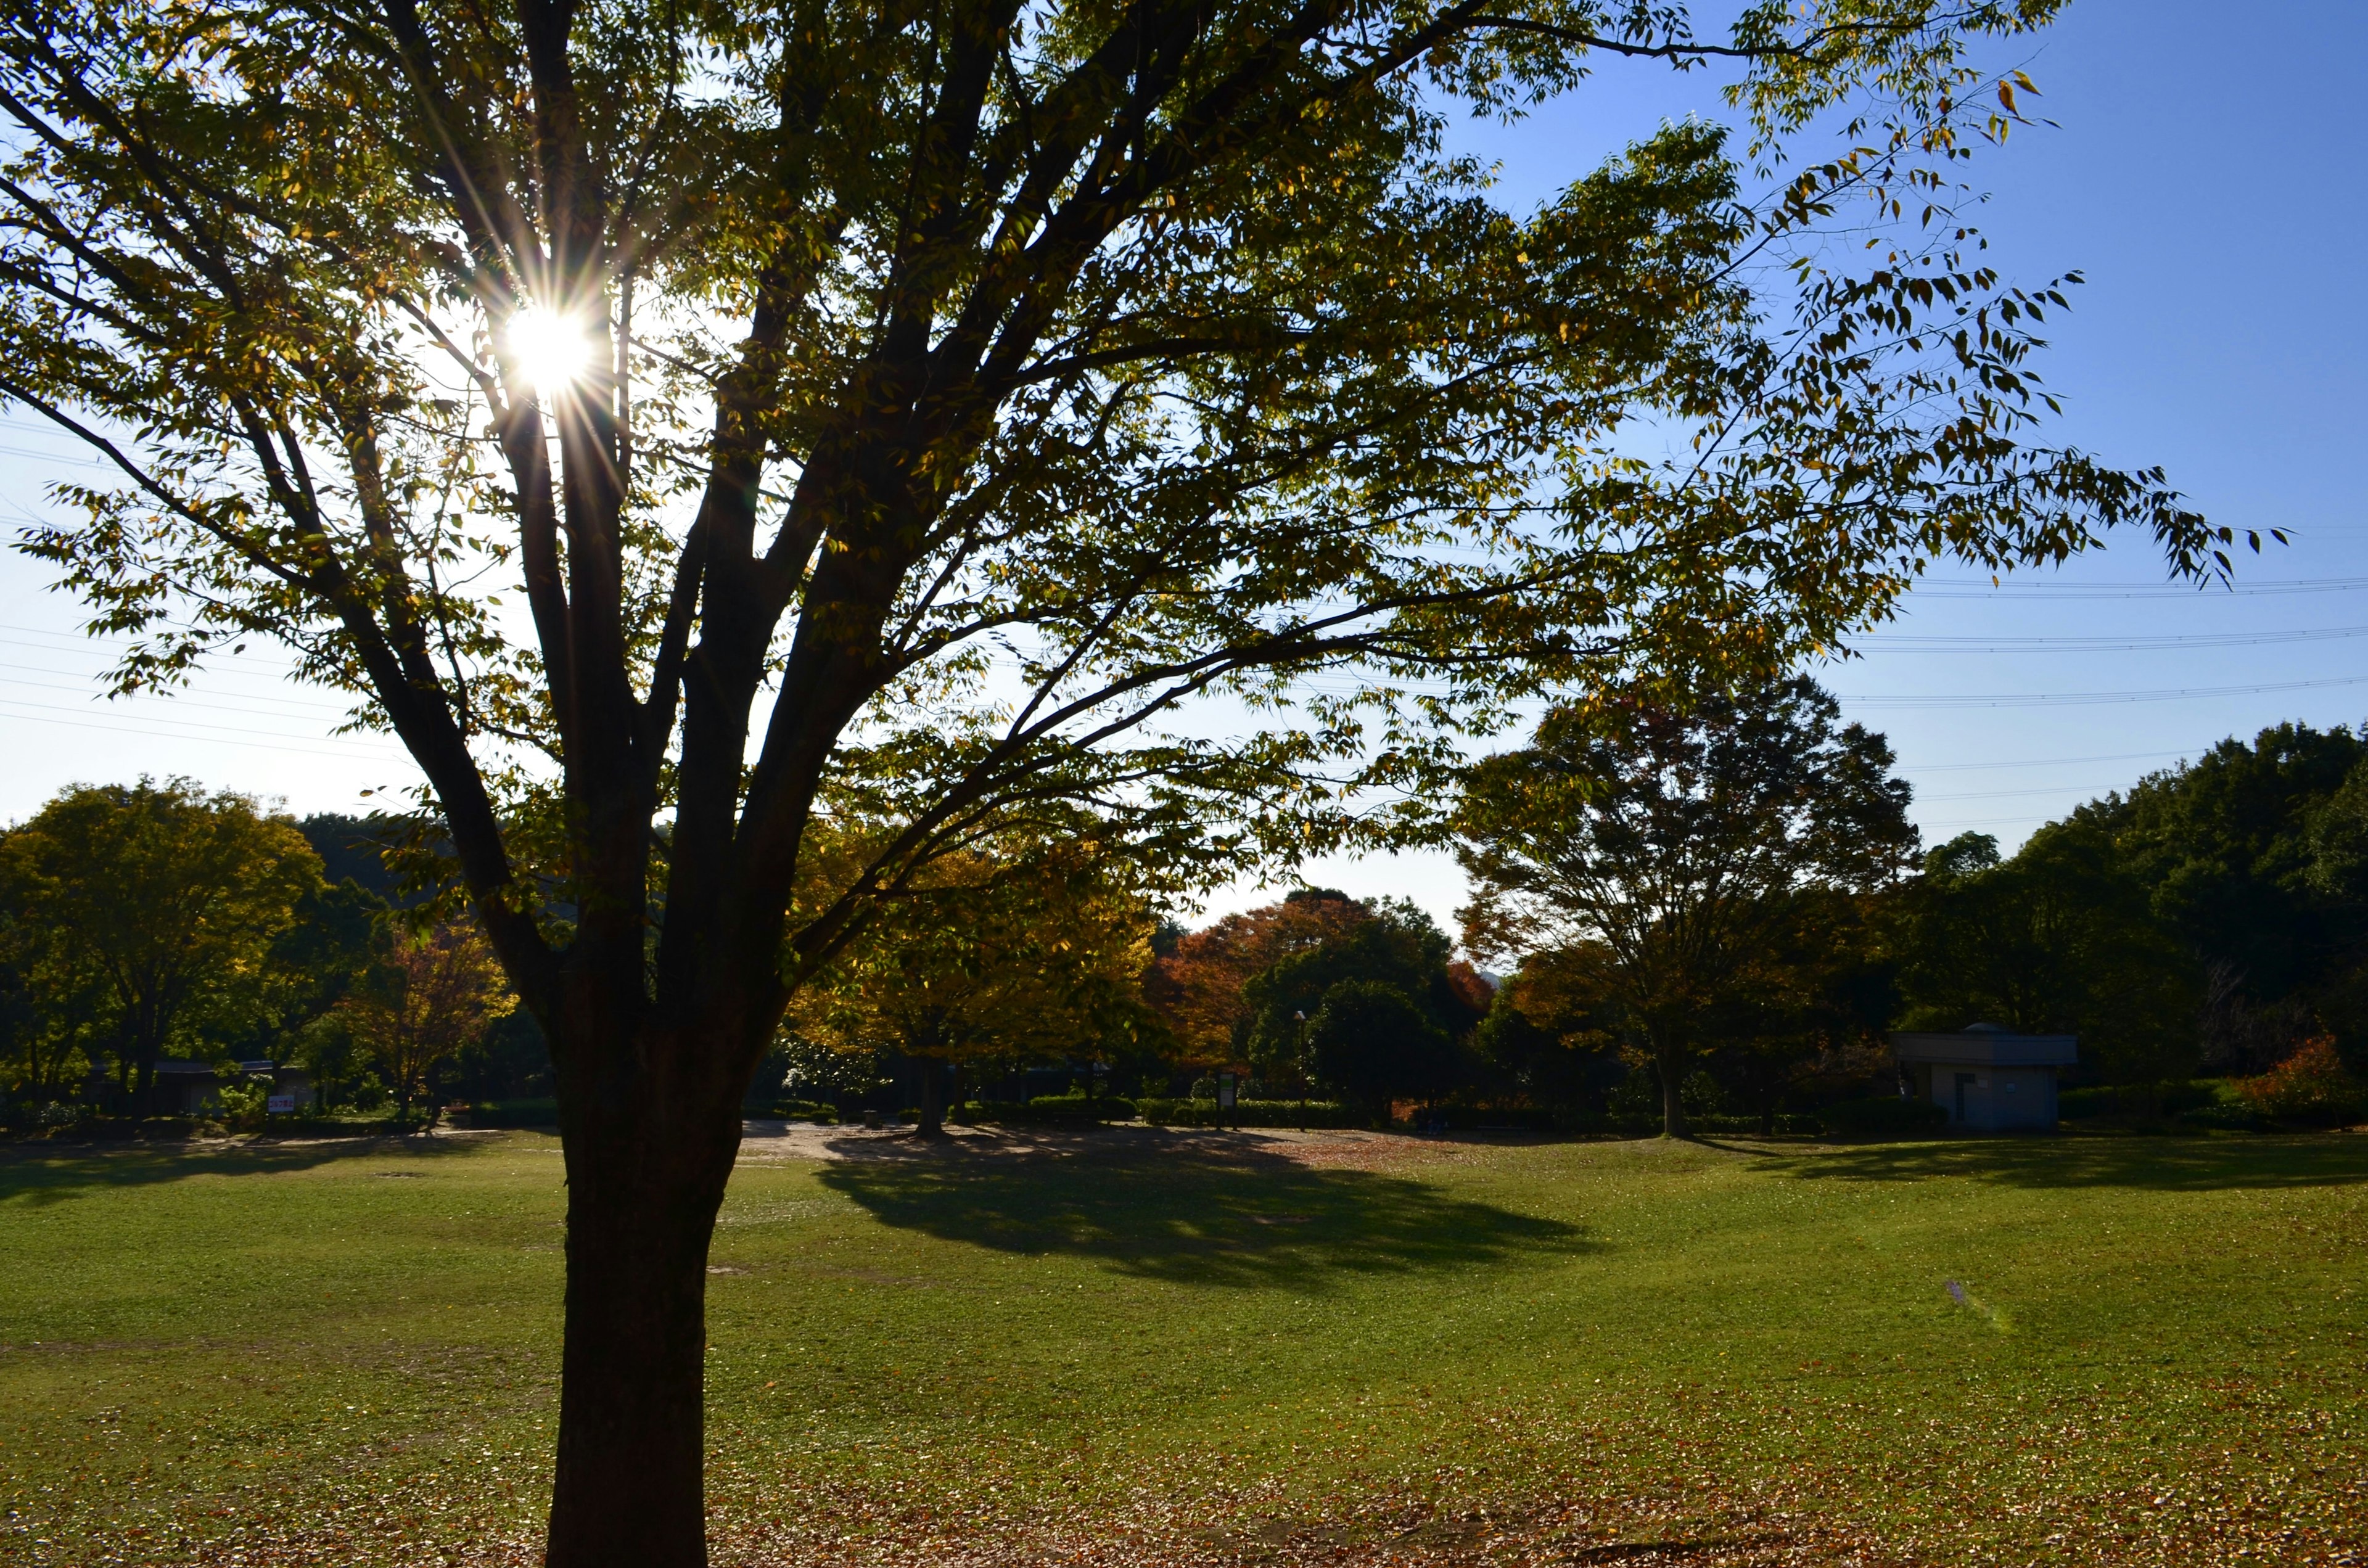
top-left (1760, 1132), bottom-right (2368, 1192)
top-left (0, 1135), bottom-right (471, 1207)
top-left (814, 1138), bottom-right (1589, 1289)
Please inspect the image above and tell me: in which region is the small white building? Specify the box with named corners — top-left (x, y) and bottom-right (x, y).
top-left (1891, 1025), bottom-right (2078, 1131)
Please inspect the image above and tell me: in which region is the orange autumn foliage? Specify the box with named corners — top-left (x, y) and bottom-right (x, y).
top-left (1143, 893), bottom-right (1368, 1066)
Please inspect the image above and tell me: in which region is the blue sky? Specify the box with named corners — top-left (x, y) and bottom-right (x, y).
top-left (0, 0), bottom-right (2361, 941)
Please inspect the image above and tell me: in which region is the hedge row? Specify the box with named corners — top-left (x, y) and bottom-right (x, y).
top-left (963, 1094), bottom-right (1138, 1124)
top-left (2059, 1081), bottom-right (2225, 1120)
top-left (744, 1099), bottom-right (841, 1123)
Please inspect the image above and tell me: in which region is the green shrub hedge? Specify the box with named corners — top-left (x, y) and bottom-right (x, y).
top-left (1688, 1112), bottom-right (1822, 1136)
top-left (2062, 1082), bottom-right (2234, 1122)
top-left (746, 1099), bottom-right (839, 1123)
top-left (1819, 1097), bottom-right (1947, 1139)
top-left (963, 1094), bottom-right (1138, 1124)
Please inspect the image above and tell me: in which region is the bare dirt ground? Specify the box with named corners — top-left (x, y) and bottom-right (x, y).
top-left (731, 1119), bottom-right (1542, 1173)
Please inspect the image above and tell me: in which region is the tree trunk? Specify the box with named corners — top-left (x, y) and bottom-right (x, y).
top-left (915, 1055), bottom-right (947, 1138)
top-left (544, 1079), bottom-right (740, 1568)
top-left (1658, 1049), bottom-right (1690, 1140)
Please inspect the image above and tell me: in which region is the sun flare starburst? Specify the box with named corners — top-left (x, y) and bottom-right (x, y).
top-left (504, 305), bottom-right (592, 397)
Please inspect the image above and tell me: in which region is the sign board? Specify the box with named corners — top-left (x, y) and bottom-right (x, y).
top-left (266, 1094), bottom-right (297, 1115)
top-left (1217, 1075), bottom-right (1236, 1109)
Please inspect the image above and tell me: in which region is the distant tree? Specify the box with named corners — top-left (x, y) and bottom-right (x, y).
top-left (1305, 979), bottom-right (1462, 1112)
top-left (1895, 819), bottom-right (2200, 1085)
top-left (1238, 898), bottom-right (1483, 1087)
top-left (1703, 887), bottom-right (1896, 1130)
top-left (1472, 948), bottom-right (1626, 1112)
top-left (1458, 678), bottom-right (1917, 1138)
top-left (340, 918), bottom-right (517, 1123)
top-left (0, 779), bottom-right (322, 1105)
top-left (296, 815), bottom-right (414, 905)
top-left (2105, 724), bottom-right (2366, 1026)
top-left (790, 840), bottom-right (1161, 1135)
top-left (1143, 891), bottom-right (1371, 1070)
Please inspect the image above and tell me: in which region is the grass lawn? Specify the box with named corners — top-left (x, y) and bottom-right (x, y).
top-left (1, 1125), bottom-right (2363, 1566)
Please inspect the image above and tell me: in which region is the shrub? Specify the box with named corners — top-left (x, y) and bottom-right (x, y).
top-left (2059, 1086), bottom-right (2115, 1120)
top-left (746, 1099), bottom-right (838, 1123)
top-left (1030, 1093), bottom-right (1136, 1118)
top-left (965, 1095), bottom-right (1138, 1125)
top-left (213, 1079), bottom-right (269, 1133)
top-left (1689, 1112), bottom-right (1821, 1136)
top-left (1819, 1097), bottom-right (1947, 1139)
top-left (2237, 1039), bottom-right (2368, 1125)
top-left (2060, 1081), bottom-right (2228, 1122)
top-left (2177, 1101), bottom-right (2269, 1132)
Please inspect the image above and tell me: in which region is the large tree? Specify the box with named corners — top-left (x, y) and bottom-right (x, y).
top-left (0, 779), bottom-right (323, 1103)
top-left (1457, 677), bottom-right (1918, 1136)
top-left (0, 0), bottom-right (2237, 1558)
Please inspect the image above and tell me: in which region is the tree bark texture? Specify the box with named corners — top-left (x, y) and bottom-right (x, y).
top-left (914, 1056), bottom-right (947, 1138)
top-left (543, 1012), bottom-right (750, 1568)
top-left (1658, 1048), bottom-right (1691, 1140)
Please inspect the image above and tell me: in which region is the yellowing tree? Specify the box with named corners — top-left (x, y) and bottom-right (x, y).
top-left (340, 920), bottom-right (517, 1123)
top-left (792, 844), bottom-right (1160, 1135)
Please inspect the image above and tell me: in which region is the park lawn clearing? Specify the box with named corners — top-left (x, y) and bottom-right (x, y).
top-left (0, 1127), bottom-right (2362, 1566)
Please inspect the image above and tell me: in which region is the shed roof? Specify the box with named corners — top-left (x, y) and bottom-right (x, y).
top-left (1892, 1028), bottom-right (2077, 1067)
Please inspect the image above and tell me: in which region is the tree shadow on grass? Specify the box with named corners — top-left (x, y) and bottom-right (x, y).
top-left (1759, 1133), bottom-right (2368, 1192)
top-left (813, 1136), bottom-right (1589, 1289)
top-left (0, 1135), bottom-right (470, 1208)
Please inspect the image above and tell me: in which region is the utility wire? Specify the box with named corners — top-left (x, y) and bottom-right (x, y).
top-left (1860, 625), bottom-right (2368, 652)
top-left (1843, 675), bottom-right (2368, 709)
top-left (1911, 577), bottom-right (2368, 600)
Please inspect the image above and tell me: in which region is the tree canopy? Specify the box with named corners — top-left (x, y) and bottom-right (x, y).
top-left (0, 778), bottom-right (323, 1103)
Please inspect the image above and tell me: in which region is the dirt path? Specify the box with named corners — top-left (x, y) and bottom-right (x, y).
top-left (730, 1119), bottom-right (1563, 1172)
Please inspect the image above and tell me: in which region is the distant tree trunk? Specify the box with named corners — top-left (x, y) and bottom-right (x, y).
top-left (1657, 1043), bottom-right (1690, 1139)
top-left (914, 1055), bottom-right (947, 1138)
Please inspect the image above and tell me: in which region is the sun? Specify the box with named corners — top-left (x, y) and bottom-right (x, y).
top-left (504, 305), bottom-right (592, 397)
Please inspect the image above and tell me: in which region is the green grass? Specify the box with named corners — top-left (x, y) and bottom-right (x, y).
top-left (2, 1128), bottom-right (2364, 1565)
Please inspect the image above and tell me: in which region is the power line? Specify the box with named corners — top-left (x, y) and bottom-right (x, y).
top-left (0, 694), bottom-right (405, 754)
top-left (1911, 576), bottom-right (2368, 600)
top-left (0, 670), bottom-right (363, 724)
top-left (0, 704), bottom-right (411, 763)
top-left (1901, 747), bottom-right (2209, 773)
top-left (1842, 675), bottom-right (2368, 709)
top-left (1914, 781), bottom-right (2132, 803)
top-left (1861, 625), bottom-right (2368, 652)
